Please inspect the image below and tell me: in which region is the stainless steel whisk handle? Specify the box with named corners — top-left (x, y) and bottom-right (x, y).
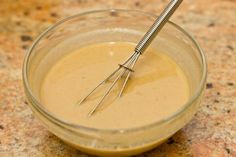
top-left (135, 0), bottom-right (183, 54)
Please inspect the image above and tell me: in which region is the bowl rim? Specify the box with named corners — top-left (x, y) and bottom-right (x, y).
top-left (23, 9), bottom-right (207, 134)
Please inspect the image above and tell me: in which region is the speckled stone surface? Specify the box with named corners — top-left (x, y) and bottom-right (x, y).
top-left (0, 0), bottom-right (235, 156)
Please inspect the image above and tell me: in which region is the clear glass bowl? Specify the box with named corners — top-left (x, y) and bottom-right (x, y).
top-left (23, 9), bottom-right (207, 156)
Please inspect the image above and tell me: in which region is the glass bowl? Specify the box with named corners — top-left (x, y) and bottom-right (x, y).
top-left (23, 9), bottom-right (207, 156)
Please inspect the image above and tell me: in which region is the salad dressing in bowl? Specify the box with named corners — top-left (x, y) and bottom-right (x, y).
top-left (23, 10), bottom-right (206, 156)
top-left (40, 42), bottom-right (189, 129)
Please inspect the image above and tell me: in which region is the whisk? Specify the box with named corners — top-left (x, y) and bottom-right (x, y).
top-left (78, 0), bottom-right (183, 116)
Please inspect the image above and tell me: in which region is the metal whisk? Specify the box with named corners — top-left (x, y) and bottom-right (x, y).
top-left (78, 0), bottom-right (183, 116)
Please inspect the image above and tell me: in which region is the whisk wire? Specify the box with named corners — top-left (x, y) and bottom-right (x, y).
top-left (88, 52), bottom-right (139, 116)
top-left (77, 52), bottom-right (138, 106)
top-left (118, 53), bottom-right (141, 97)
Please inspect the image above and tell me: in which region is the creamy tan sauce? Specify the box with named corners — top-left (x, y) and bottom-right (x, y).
top-left (40, 42), bottom-right (189, 129)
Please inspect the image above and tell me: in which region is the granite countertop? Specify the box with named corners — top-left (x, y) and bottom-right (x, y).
top-left (0, 0), bottom-right (235, 156)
